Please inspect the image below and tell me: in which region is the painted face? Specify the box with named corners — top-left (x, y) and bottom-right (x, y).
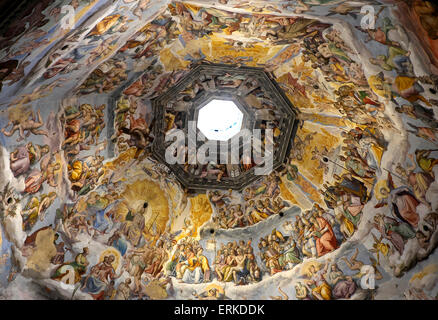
top-left (380, 187), bottom-right (389, 197)
top-left (317, 43), bottom-right (331, 58)
top-left (408, 173), bottom-right (417, 185)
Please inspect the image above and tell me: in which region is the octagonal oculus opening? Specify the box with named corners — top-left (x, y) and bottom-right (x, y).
top-left (197, 100), bottom-right (244, 141)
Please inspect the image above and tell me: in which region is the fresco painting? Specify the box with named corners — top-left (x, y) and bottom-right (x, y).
top-left (0, 0), bottom-right (437, 301)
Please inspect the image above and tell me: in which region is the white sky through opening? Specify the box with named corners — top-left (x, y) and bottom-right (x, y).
top-left (197, 99), bottom-right (243, 141)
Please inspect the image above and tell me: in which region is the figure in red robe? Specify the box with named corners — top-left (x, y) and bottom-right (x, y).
top-left (314, 215), bottom-right (338, 257)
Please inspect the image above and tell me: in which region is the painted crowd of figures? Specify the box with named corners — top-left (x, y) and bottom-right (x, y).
top-left (0, 0), bottom-right (438, 301)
